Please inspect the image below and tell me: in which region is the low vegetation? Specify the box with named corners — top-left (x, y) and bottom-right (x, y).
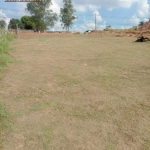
top-left (0, 28), bottom-right (16, 71)
top-left (0, 28), bottom-right (16, 148)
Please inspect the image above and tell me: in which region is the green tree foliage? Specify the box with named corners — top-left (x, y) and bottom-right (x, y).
top-left (0, 20), bottom-right (6, 29)
top-left (138, 21), bottom-right (144, 27)
top-left (21, 16), bottom-right (36, 30)
top-left (26, 0), bottom-right (58, 31)
top-left (60, 0), bottom-right (76, 32)
top-left (8, 18), bottom-right (24, 29)
top-left (106, 25), bottom-right (111, 29)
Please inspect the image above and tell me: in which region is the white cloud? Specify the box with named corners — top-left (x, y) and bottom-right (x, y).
top-left (75, 5), bottom-right (87, 12)
top-left (49, 20), bottom-right (63, 31)
top-left (3, 2), bottom-right (29, 19)
top-left (53, 0), bottom-right (149, 22)
top-left (129, 0), bottom-right (150, 27)
top-left (51, 0), bottom-right (62, 14)
top-left (99, 21), bottom-right (107, 30)
top-left (93, 10), bottom-right (102, 22)
top-left (49, 0), bottom-right (150, 31)
top-left (16, 2), bottom-right (27, 11)
top-left (73, 0), bottom-right (140, 11)
top-left (88, 5), bottom-right (100, 11)
top-left (130, 15), bottom-right (140, 26)
top-left (121, 26), bottom-right (132, 29)
top-left (75, 10), bottom-right (105, 32)
top-left (5, 10), bottom-right (29, 19)
top-left (0, 10), bottom-right (7, 19)
top-left (0, 10), bottom-right (10, 29)
top-left (136, 0), bottom-right (150, 18)
top-left (144, 18), bottom-right (149, 22)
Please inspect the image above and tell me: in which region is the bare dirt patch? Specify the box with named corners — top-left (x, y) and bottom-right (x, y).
top-left (0, 34), bottom-right (150, 150)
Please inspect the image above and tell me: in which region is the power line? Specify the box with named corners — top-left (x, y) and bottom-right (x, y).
top-left (0, 7), bottom-right (149, 20)
top-left (0, 14), bottom-right (142, 26)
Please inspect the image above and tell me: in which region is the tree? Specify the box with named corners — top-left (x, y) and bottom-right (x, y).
top-left (0, 20), bottom-right (6, 29)
top-left (106, 25), bottom-right (111, 29)
top-left (138, 21), bottom-right (144, 27)
top-left (104, 25), bottom-right (111, 31)
top-left (21, 16), bottom-right (35, 30)
top-left (60, 0), bottom-right (76, 32)
top-left (26, 0), bottom-right (58, 31)
top-left (8, 18), bottom-right (24, 29)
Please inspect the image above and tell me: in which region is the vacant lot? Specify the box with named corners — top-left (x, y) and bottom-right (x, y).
top-left (0, 33), bottom-right (150, 150)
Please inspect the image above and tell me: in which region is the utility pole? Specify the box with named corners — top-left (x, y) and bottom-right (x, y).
top-left (95, 14), bottom-right (97, 31)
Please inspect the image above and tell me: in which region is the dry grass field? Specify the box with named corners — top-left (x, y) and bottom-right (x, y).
top-left (0, 33), bottom-right (150, 150)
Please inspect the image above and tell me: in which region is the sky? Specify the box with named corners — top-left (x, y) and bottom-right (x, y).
top-left (0, 0), bottom-right (150, 31)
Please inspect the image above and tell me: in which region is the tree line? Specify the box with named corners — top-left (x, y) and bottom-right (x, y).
top-left (0, 0), bottom-right (76, 32)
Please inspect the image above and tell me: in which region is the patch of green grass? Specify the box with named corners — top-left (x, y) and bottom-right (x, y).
top-left (56, 73), bottom-right (79, 87)
top-left (11, 111), bottom-right (26, 118)
top-left (143, 138), bottom-right (150, 150)
top-left (42, 124), bottom-right (54, 150)
top-left (0, 84), bottom-right (10, 89)
top-left (38, 37), bottom-right (47, 42)
top-left (71, 107), bottom-right (100, 120)
top-left (14, 94), bottom-right (23, 101)
top-left (11, 101), bottom-right (62, 118)
top-left (30, 101), bottom-right (62, 112)
top-left (0, 102), bottom-right (11, 148)
top-left (89, 71), bottom-right (118, 88)
top-left (106, 143), bottom-right (116, 150)
top-left (0, 53), bottom-right (15, 72)
top-left (0, 29), bottom-right (16, 148)
top-left (0, 102), bottom-right (10, 133)
top-left (113, 60), bottom-right (126, 69)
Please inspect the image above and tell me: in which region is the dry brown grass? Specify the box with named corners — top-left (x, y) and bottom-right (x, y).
top-left (0, 33), bottom-right (150, 150)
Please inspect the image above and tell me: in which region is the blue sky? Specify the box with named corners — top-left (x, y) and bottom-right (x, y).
top-left (0, 0), bottom-right (150, 31)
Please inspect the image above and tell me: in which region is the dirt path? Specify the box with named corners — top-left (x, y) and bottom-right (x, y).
top-left (0, 34), bottom-right (150, 150)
